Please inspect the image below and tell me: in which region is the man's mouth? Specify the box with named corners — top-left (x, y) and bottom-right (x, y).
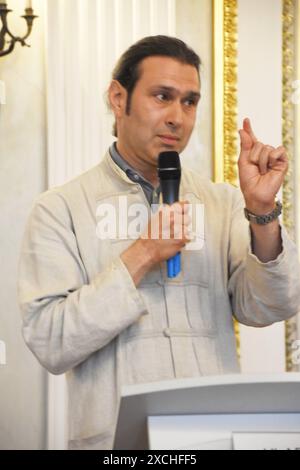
top-left (158, 135), bottom-right (180, 145)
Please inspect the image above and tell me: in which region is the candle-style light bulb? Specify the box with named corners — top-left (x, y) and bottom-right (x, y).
top-left (25, 0), bottom-right (32, 9)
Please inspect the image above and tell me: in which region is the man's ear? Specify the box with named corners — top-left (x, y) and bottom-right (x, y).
top-left (108, 80), bottom-right (127, 118)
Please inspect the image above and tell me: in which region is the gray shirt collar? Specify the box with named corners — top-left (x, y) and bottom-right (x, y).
top-left (109, 142), bottom-right (160, 206)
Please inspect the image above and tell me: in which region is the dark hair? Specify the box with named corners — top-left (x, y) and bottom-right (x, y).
top-left (110, 35), bottom-right (201, 136)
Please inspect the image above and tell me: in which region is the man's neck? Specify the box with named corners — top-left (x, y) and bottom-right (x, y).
top-left (116, 142), bottom-right (159, 187)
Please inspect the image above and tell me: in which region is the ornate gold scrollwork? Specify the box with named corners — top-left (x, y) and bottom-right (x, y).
top-left (282, 0), bottom-right (300, 372)
top-left (213, 0), bottom-right (240, 356)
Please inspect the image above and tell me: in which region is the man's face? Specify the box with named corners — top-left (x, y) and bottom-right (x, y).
top-left (116, 56), bottom-right (201, 172)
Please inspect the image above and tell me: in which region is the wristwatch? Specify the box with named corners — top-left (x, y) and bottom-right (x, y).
top-left (244, 201), bottom-right (282, 225)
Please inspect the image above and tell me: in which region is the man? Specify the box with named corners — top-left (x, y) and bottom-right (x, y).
top-left (18, 36), bottom-right (300, 450)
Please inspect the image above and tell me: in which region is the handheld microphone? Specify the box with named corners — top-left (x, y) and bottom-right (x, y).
top-left (158, 151), bottom-right (182, 278)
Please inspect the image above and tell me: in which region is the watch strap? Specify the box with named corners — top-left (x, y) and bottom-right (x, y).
top-left (244, 201), bottom-right (282, 225)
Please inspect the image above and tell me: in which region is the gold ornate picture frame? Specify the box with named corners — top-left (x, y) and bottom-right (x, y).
top-left (213, 0), bottom-right (300, 370)
top-left (282, 0), bottom-right (300, 372)
top-left (213, 0), bottom-right (238, 186)
top-left (213, 0), bottom-right (240, 353)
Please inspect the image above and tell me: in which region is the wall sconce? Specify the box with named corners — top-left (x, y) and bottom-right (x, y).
top-left (0, 1), bottom-right (38, 57)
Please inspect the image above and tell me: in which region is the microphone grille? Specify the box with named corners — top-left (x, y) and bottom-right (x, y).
top-left (158, 151), bottom-right (180, 169)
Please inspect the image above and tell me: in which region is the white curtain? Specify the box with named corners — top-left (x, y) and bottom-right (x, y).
top-left (46, 0), bottom-right (176, 188)
top-left (45, 0), bottom-right (176, 449)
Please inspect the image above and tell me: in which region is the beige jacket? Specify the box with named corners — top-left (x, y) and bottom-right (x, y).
top-left (18, 151), bottom-right (300, 449)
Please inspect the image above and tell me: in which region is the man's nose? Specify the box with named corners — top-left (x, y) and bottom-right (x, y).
top-left (166, 101), bottom-right (183, 128)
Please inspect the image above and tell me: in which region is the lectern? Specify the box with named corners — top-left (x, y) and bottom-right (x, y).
top-left (114, 374), bottom-right (300, 450)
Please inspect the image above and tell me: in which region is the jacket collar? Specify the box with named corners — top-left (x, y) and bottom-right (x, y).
top-left (103, 150), bottom-right (137, 186)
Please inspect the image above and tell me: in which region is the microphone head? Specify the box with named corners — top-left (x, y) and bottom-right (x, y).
top-left (158, 151), bottom-right (180, 169)
top-left (157, 151), bottom-right (181, 185)
top-left (157, 151), bottom-right (181, 203)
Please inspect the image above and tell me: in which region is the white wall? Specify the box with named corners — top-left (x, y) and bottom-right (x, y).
top-left (0, 0), bottom-right (47, 449)
top-left (176, 0), bottom-right (213, 180)
top-left (238, 0), bottom-right (286, 373)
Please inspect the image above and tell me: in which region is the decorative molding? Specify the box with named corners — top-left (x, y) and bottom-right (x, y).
top-left (282, 0), bottom-right (295, 234)
top-left (213, 0), bottom-right (240, 355)
top-left (296, 0), bottom-right (300, 351)
top-left (213, 0), bottom-right (238, 186)
top-left (213, 0), bottom-right (225, 184)
top-left (282, 0), bottom-right (300, 372)
top-left (223, 0), bottom-right (239, 187)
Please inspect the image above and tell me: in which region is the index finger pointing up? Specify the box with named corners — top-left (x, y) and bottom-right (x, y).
top-left (243, 118), bottom-right (258, 144)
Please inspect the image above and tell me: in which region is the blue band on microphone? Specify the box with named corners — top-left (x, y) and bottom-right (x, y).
top-left (167, 253), bottom-right (181, 278)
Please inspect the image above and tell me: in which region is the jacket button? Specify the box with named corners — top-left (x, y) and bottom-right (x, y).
top-left (163, 328), bottom-right (171, 338)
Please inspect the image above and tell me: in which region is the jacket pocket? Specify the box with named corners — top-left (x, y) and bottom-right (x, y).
top-left (124, 336), bottom-right (176, 385)
top-left (124, 329), bottom-right (221, 385)
top-left (184, 283), bottom-right (213, 331)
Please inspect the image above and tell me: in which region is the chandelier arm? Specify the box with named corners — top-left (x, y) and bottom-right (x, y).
top-left (19, 19), bottom-right (34, 42)
top-left (4, 17), bottom-right (36, 44)
top-left (0, 7), bottom-right (16, 41)
top-left (0, 37), bottom-right (15, 57)
top-left (0, 5), bottom-right (38, 56)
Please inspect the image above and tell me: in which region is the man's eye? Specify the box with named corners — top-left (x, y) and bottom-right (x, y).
top-left (184, 99), bottom-right (196, 107)
top-left (156, 94), bottom-right (169, 101)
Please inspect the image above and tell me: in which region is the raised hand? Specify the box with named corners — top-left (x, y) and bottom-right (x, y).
top-left (238, 118), bottom-right (288, 214)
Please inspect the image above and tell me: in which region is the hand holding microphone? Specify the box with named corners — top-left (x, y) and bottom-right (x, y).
top-left (121, 151), bottom-right (191, 285)
top-left (121, 199), bottom-right (191, 286)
